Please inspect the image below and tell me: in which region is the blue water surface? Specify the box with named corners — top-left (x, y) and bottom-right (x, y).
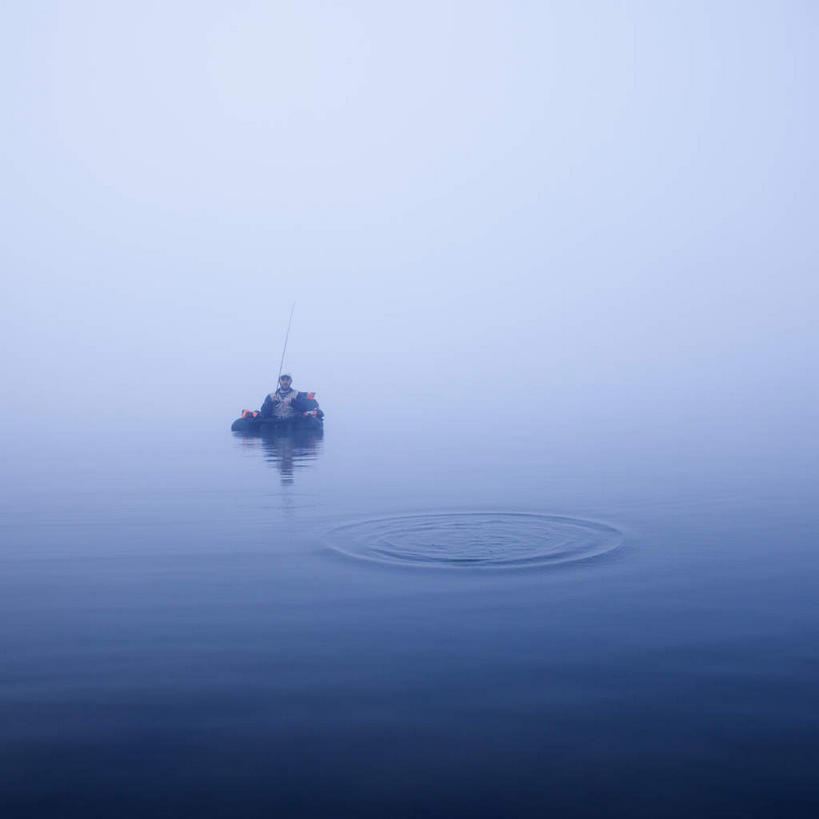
top-left (1, 411), bottom-right (817, 818)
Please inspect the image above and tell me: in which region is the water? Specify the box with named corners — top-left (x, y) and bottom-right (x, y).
top-left (325, 512), bottom-right (622, 568)
top-left (1, 410), bottom-right (818, 818)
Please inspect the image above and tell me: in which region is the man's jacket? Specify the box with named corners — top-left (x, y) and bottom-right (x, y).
top-left (259, 389), bottom-right (319, 419)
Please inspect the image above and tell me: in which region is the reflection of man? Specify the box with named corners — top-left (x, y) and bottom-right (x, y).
top-left (260, 374), bottom-right (298, 419)
top-left (269, 436), bottom-right (295, 484)
top-left (261, 433), bottom-right (323, 486)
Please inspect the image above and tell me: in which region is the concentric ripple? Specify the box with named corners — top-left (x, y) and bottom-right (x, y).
top-left (324, 513), bottom-right (622, 569)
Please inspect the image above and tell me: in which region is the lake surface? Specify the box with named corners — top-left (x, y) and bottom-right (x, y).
top-left (2, 410), bottom-right (817, 818)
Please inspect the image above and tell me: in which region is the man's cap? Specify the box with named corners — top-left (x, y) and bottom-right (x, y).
top-left (279, 373), bottom-right (292, 379)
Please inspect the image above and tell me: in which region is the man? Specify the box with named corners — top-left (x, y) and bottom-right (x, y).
top-left (260, 374), bottom-right (300, 419)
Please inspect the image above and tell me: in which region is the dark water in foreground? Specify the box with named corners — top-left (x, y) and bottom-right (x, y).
top-left (1, 414), bottom-right (818, 818)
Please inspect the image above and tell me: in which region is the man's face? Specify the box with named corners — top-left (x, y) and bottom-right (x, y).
top-left (279, 377), bottom-right (292, 390)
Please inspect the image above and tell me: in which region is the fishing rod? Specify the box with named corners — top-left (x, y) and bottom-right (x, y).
top-left (275, 302), bottom-right (296, 388)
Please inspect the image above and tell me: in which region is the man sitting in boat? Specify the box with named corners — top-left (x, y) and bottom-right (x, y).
top-left (231, 374), bottom-right (323, 432)
top-left (260, 374), bottom-right (300, 419)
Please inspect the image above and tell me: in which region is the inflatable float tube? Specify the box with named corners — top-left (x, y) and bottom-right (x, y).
top-left (231, 413), bottom-right (324, 435)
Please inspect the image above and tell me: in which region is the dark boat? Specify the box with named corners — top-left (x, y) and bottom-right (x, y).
top-left (230, 391), bottom-right (324, 435)
top-left (231, 413), bottom-right (324, 435)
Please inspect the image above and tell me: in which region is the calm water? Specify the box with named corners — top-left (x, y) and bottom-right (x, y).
top-left (1, 410), bottom-right (818, 818)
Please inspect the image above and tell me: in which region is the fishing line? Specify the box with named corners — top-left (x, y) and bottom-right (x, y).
top-left (276, 302), bottom-right (296, 386)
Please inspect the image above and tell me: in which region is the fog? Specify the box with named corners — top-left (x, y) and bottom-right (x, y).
top-left (4, 8), bottom-right (819, 816)
top-left (2, 1), bottom-right (816, 453)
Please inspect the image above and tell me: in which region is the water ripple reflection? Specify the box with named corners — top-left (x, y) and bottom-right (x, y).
top-left (325, 512), bottom-right (623, 569)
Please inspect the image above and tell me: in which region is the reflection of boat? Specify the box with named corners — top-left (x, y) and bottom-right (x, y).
top-left (231, 414), bottom-right (324, 435)
top-left (234, 430), bottom-right (323, 486)
top-left (261, 433), bottom-right (322, 484)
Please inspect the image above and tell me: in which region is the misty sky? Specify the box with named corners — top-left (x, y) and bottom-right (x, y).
top-left (2, 2), bottom-right (816, 448)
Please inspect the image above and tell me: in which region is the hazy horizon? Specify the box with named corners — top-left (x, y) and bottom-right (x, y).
top-left (2, 1), bottom-right (816, 449)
